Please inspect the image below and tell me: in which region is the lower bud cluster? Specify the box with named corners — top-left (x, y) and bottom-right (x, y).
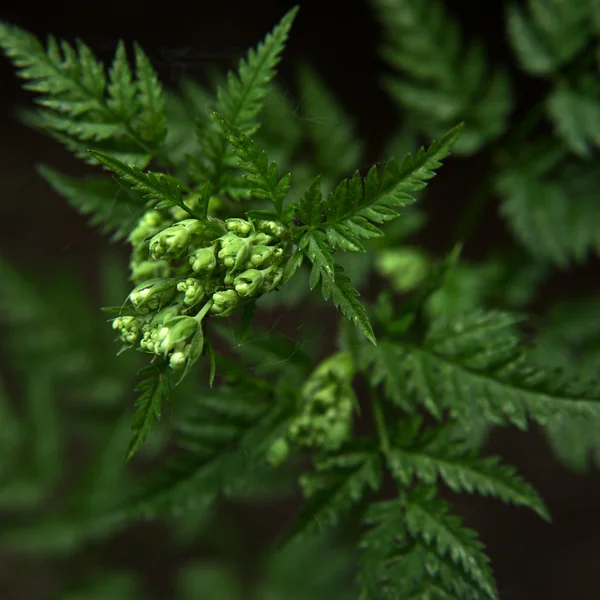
top-left (266, 351), bottom-right (357, 466)
top-left (112, 206), bottom-right (288, 372)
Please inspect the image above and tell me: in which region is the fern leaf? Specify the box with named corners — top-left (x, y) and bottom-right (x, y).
top-left (364, 309), bottom-right (600, 430)
top-left (403, 486), bottom-right (498, 600)
top-left (546, 76), bottom-right (600, 158)
top-left (506, 0), bottom-right (593, 76)
top-left (88, 150), bottom-right (195, 217)
top-left (37, 164), bottom-right (145, 241)
top-left (309, 124), bottom-right (461, 253)
top-left (296, 63), bottom-right (363, 179)
top-left (126, 361), bottom-right (173, 461)
top-left (287, 444), bottom-right (382, 542)
top-left (388, 424), bottom-right (550, 520)
top-left (123, 383), bottom-right (292, 516)
top-left (0, 23), bottom-right (166, 167)
top-left (195, 7), bottom-right (298, 192)
top-left (371, 0), bottom-right (511, 153)
top-left (215, 114), bottom-right (291, 214)
top-left (360, 489), bottom-right (498, 600)
top-left (497, 151), bottom-right (600, 266)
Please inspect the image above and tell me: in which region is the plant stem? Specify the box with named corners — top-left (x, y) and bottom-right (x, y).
top-left (371, 392), bottom-right (391, 454)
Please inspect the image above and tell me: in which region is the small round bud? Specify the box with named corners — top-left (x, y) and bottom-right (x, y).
top-left (266, 437), bottom-right (290, 467)
top-left (210, 289), bottom-right (240, 316)
top-left (217, 234), bottom-right (250, 271)
top-left (129, 278), bottom-right (177, 314)
top-left (233, 269), bottom-right (264, 298)
top-left (225, 218), bottom-right (253, 237)
top-left (189, 246), bottom-right (217, 274)
top-left (256, 220), bottom-right (285, 238)
top-left (149, 219), bottom-right (204, 260)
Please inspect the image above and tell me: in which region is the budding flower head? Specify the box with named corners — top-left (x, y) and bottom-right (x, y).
top-left (112, 315), bottom-right (141, 345)
top-left (217, 234), bottom-right (251, 271)
top-left (129, 278), bottom-right (177, 313)
top-left (177, 278), bottom-right (206, 307)
top-left (256, 219), bottom-right (286, 238)
top-left (210, 289), bottom-right (240, 316)
top-left (189, 246), bottom-right (217, 274)
top-left (157, 316), bottom-right (199, 356)
top-left (130, 259), bottom-right (170, 284)
top-left (225, 218), bottom-right (253, 237)
top-left (128, 210), bottom-right (168, 248)
top-left (149, 219), bottom-right (205, 260)
top-left (233, 268), bottom-right (264, 298)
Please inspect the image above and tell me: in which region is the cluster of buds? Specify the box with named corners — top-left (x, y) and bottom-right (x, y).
top-left (267, 352), bottom-right (357, 465)
top-left (113, 206), bottom-right (290, 374)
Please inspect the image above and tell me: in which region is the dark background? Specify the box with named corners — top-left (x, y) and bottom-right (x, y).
top-left (1, 0), bottom-right (600, 598)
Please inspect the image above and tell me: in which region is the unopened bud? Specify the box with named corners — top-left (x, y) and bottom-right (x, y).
top-left (210, 289), bottom-right (240, 316)
top-left (149, 219), bottom-right (205, 260)
top-left (129, 278), bottom-right (177, 314)
top-left (225, 218), bottom-right (253, 236)
top-left (189, 246), bottom-right (217, 273)
top-left (233, 269), bottom-right (264, 297)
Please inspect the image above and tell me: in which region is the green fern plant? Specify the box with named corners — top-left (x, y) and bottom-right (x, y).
top-left (1, 1), bottom-right (600, 598)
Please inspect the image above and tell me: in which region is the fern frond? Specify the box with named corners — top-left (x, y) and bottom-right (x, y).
top-left (299, 124), bottom-right (461, 253)
top-left (370, 0), bottom-right (511, 154)
top-left (388, 422), bottom-right (550, 520)
top-left (215, 114), bottom-right (291, 214)
top-left (0, 24), bottom-right (167, 167)
top-left (126, 361), bottom-right (173, 461)
top-left (122, 382), bottom-right (292, 516)
top-left (506, 0), bottom-right (593, 76)
top-left (296, 63), bottom-right (363, 180)
top-left (287, 444), bottom-right (382, 542)
top-left (88, 150), bottom-right (197, 218)
top-left (194, 7), bottom-right (298, 193)
top-left (546, 76), bottom-right (600, 157)
top-left (37, 165), bottom-right (145, 242)
top-left (497, 150), bottom-right (600, 266)
top-left (402, 486), bottom-right (498, 600)
top-left (360, 487), bottom-right (498, 600)
top-left (362, 309), bottom-right (600, 430)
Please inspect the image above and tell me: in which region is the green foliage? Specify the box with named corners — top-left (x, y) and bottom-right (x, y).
top-left (506, 0), bottom-right (594, 76)
top-left (3, 3), bottom-right (600, 599)
top-left (496, 143), bottom-right (600, 266)
top-left (37, 164), bottom-right (146, 241)
top-left (0, 24), bottom-right (167, 167)
top-left (371, 0), bottom-right (512, 153)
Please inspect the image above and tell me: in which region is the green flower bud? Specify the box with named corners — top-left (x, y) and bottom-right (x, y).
top-left (247, 245), bottom-right (275, 268)
top-left (128, 210), bottom-right (169, 248)
top-left (256, 219), bottom-right (285, 238)
top-left (149, 219), bottom-right (205, 260)
top-left (210, 289), bottom-right (240, 316)
top-left (151, 305), bottom-right (181, 327)
top-left (177, 278), bottom-right (206, 306)
top-left (233, 269), bottom-right (264, 297)
top-left (112, 315), bottom-right (141, 345)
top-left (261, 265), bottom-right (284, 292)
top-left (266, 437), bottom-right (290, 467)
top-left (251, 232), bottom-right (274, 246)
top-left (129, 278), bottom-right (177, 314)
top-left (169, 350), bottom-right (187, 370)
top-left (225, 218), bottom-right (253, 237)
top-left (130, 259), bottom-right (170, 284)
top-left (217, 234), bottom-right (251, 271)
top-left (189, 246), bottom-right (217, 274)
top-left (157, 316), bottom-right (199, 355)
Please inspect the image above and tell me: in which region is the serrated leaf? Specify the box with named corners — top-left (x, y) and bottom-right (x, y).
top-left (37, 164), bottom-right (145, 241)
top-left (287, 447), bottom-right (382, 543)
top-left (126, 362), bottom-right (173, 461)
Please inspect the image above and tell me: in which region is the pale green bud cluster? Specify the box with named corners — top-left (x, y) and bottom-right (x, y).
top-left (267, 352), bottom-right (356, 464)
top-left (114, 207), bottom-right (290, 373)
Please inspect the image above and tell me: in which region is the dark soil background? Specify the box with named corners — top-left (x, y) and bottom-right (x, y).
top-left (1, 0), bottom-right (600, 598)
